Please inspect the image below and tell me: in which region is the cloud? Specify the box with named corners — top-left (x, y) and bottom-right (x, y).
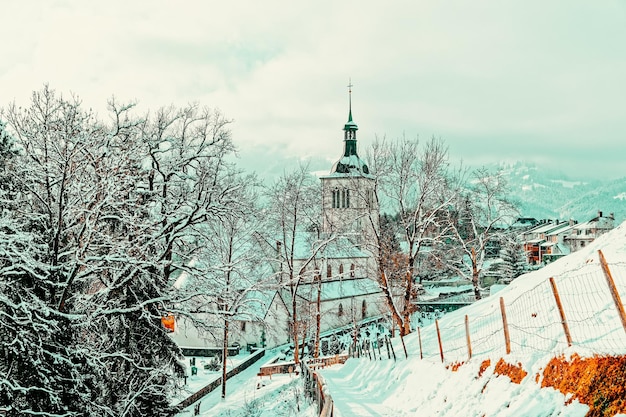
top-left (2, 0), bottom-right (625, 180)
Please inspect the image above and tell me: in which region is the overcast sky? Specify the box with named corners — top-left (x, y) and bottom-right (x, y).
top-left (2, 1), bottom-right (625, 181)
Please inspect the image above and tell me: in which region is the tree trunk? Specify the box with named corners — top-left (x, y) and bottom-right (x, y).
top-left (221, 319), bottom-right (228, 399)
top-left (292, 296), bottom-right (299, 364)
top-left (380, 271), bottom-right (406, 336)
top-left (314, 275), bottom-right (322, 358)
top-left (472, 247), bottom-right (482, 300)
top-left (402, 268), bottom-right (413, 335)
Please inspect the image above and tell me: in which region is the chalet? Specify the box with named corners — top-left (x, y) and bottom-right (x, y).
top-left (564, 211), bottom-right (615, 252)
top-left (521, 212), bottom-right (615, 265)
top-left (521, 220), bottom-right (562, 264)
top-left (541, 220), bottom-right (576, 263)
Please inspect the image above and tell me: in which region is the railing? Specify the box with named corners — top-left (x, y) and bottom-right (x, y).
top-left (175, 348), bottom-right (265, 411)
top-left (302, 359), bottom-right (335, 417)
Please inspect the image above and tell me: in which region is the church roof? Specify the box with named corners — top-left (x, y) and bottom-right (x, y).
top-left (297, 277), bottom-right (381, 302)
top-left (286, 233), bottom-right (370, 260)
top-left (328, 83), bottom-right (371, 176)
top-left (329, 154), bottom-right (371, 176)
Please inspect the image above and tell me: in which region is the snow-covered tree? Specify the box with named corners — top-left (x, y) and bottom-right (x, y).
top-left (445, 167), bottom-right (519, 300)
top-left (0, 118), bottom-right (86, 416)
top-left (0, 86), bottom-right (241, 416)
top-left (187, 170), bottom-right (265, 399)
top-left (499, 234), bottom-right (525, 282)
top-left (262, 164), bottom-right (332, 364)
top-left (366, 136), bottom-right (452, 337)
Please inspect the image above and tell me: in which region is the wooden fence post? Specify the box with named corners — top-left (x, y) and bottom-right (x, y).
top-left (465, 315), bottom-right (472, 360)
top-left (598, 250), bottom-right (626, 335)
top-left (500, 297), bottom-right (511, 355)
top-left (435, 319), bottom-right (444, 363)
top-left (386, 335), bottom-right (396, 362)
top-left (418, 327), bottom-right (423, 360)
top-left (372, 340), bottom-right (377, 361)
top-left (549, 277), bottom-right (573, 347)
top-left (384, 336), bottom-right (391, 360)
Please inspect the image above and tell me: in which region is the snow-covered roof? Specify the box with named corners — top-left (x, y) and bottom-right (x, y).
top-left (532, 222), bottom-right (562, 234)
top-left (297, 277), bottom-right (380, 302)
top-left (284, 233), bottom-right (370, 260)
top-left (233, 289), bottom-right (283, 321)
top-left (545, 223), bottom-right (575, 236)
top-left (526, 238), bottom-right (544, 244)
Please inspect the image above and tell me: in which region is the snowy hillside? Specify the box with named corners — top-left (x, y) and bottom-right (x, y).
top-left (319, 220), bottom-right (626, 416)
top-left (492, 161), bottom-right (626, 223)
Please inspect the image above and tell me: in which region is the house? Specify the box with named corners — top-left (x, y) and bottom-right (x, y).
top-left (564, 211), bottom-right (615, 252)
top-left (541, 220), bottom-right (576, 263)
top-left (520, 211), bottom-right (615, 265)
top-left (521, 220), bottom-right (560, 265)
top-left (169, 288), bottom-right (292, 353)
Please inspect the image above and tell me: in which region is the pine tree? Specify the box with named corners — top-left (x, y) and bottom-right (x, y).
top-left (500, 236), bottom-right (525, 282)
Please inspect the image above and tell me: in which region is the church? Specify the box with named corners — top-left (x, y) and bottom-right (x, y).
top-left (304, 83), bottom-right (384, 333)
top-left (169, 87), bottom-right (386, 352)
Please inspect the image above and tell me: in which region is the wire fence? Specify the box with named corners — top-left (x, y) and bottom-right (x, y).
top-left (411, 250), bottom-right (626, 364)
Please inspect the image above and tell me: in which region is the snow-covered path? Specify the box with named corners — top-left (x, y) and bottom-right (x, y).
top-left (323, 375), bottom-right (394, 417)
top-left (320, 359), bottom-right (400, 417)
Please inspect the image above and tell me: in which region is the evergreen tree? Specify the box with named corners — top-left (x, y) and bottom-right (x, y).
top-left (500, 236), bottom-right (525, 282)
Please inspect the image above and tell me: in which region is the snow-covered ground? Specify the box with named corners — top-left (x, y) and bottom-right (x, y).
top-left (173, 352), bottom-right (253, 405)
top-left (180, 221), bottom-right (626, 416)
top-left (317, 220), bottom-right (626, 416)
top-left (176, 350), bottom-right (316, 417)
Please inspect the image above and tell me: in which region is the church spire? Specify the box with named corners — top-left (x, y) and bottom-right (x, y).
top-left (348, 80), bottom-right (354, 123)
top-left (329, 80), bottom-right (370, 175)
top-left (343, 79), bottom-right (358, 138)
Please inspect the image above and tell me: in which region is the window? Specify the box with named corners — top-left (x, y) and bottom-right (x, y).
top-left (350, 264), bottom-right (355, 278)
top-left (327, 264), bottom-right (332, 278)
top-left (338, 303), bottom-right (344, 317)
top-left (241, 321), bottom-right (246, 332)
top-left (362, 300), bottom-right (367, 319)
top-left (331, 188), bottom-right (351, 208)
top-left (339, 264), bottom-right (344, 275)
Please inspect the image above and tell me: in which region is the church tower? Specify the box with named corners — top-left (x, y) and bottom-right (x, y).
top-left (320, 83), bottom-right (379, 247)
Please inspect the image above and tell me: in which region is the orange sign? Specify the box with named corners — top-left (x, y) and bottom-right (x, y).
top-left (161, 315), bottom-right (175, 332)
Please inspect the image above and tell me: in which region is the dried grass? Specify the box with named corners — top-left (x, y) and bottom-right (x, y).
top-left (541, 354), bottom-right (626, 417)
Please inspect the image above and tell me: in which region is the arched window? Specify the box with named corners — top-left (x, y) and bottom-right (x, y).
top-left (338, 303), bottom-right (344, 317)
top-left (332, 188), bottom-right (352, 209)
top-left (339, 264), bottom-right (344, 275)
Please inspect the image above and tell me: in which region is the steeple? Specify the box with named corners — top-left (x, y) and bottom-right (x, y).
top-left (330, 81), bottom-right (369, 175)
top-left (344, 80), bottom-right (358, 137)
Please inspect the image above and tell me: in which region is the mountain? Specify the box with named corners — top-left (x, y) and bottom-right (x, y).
top-left (494, 161), bottom-right (626, 223)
